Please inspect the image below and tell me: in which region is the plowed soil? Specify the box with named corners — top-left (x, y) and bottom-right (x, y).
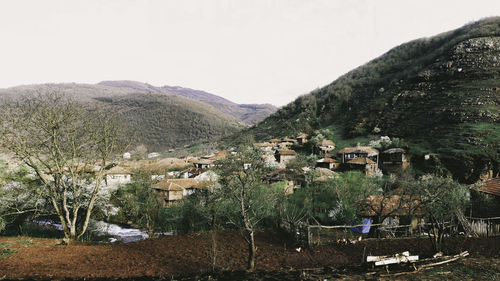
top-left (0, 231), bottom-right (498, 280)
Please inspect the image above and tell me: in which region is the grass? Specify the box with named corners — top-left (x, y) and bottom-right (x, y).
top-left (0, 239), bottom-right (35, 258)
top-left (322, 125), bottom-right (370, 152)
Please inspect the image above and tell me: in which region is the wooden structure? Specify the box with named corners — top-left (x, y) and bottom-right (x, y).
top-left (470, 216), bottom-right (500, 237)
top-left (345, 157), bottom-right (378, 176)
top-left (153, 178), bottom-right (201, 205)
top-left (296, 133), bottom-right (309, 145)
top-left (275, 149), bottom-right (297, 165)
top-left (105, 166), bottom-right (132, 186)
top-left (337, 146), bottom-right (379, 164)
top-left (315, 140), bottom-right (335, 155)
top-left (379, 148), bottom-right (410, 174)
top-left (367, 251), bottom-right (419, 266)
top-left (316, 156), bottom-right (340, 170)
top-left (479, 177), bottom-right (500, 197)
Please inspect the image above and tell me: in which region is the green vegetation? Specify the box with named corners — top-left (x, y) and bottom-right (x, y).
top-left (286, 171), bottom-right (378, 225)
top-left (99, 80), bottom-right (277, 125)
top-left (95, 93), bottom-right (242, 151)
top-left (408, 175), bottom-right (469, 252)
top-left (0, 81), bottom-right (277, 151)
top-left (0, 242), bottom-right (15, 258)
top-left (111, 172), bottom-right (171, 237)
top-left (0, 240), bottom-right (35, 258)
top-left (231, 17), bottom-right (500, 183)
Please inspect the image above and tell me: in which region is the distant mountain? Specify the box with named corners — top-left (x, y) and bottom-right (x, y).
top-left (0, 83), bottom-right (243, 150)
top-left (98, 80), bottom-right (277, 125)
top-left (236, 17), bottom-right (500, 183)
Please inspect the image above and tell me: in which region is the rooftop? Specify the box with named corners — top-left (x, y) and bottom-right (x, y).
top-left (479, 177), bottom-right (500, 197)
top-left (337, 146), bottom-right (379, 156)
top-left (317, 140), bottom-right (335, 146)
top-left (153, 178), bottom-right (200, 191)
top-left (276, 149), bottom-right (296, 156)
top-left (346, 157), bottom-right (376, 165)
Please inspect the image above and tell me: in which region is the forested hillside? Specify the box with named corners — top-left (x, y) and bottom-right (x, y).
top-left (235, 17), bottom-right (500, 183)
top-left (98, 80), bottom-right (277, 125)
top-left (0, 83), bottom-right (243, 150)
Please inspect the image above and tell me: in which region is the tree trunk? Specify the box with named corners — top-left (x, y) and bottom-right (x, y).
top-left (70, 223), bottom-right (77, 241)
top-left (247, 230), bottom-right (256, 271)
top-left (210, 231), bottom-right (217, 271)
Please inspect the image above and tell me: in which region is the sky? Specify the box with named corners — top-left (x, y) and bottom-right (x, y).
top-left (0, 0), bottom-right (499, 106)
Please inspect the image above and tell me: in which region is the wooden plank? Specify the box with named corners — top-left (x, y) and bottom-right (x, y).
top-left (367, 251), bottom-right (410, 262)
top-left (374, 255), bottom-right (419, 266)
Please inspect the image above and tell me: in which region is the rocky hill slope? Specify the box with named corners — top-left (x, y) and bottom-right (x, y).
top-left (237, 17), bottom-right (500, 183)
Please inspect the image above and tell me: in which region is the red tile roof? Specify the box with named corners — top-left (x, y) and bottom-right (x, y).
top-left (480, 177), bottom-right (500, 197)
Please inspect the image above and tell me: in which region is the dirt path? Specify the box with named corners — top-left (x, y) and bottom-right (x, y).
top-left (0, 231), bottom-right (498, 280)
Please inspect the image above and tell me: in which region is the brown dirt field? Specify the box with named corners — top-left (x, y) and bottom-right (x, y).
top-left (0, 231), bottom-right (498, 280)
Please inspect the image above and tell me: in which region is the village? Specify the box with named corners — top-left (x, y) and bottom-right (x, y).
top-left (88, 132), bottom-right (499, 241)
top-left (0, 5), bottom-right (499, 279)
top-left (104, 134), bottom-right (407, 204)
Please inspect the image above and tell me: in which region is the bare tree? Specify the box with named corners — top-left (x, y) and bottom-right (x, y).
top-left (215, 147), bottom-right (279, 271)
top-left (410, 175), bottom-right (469, 252)
top-left (0, 91), bottom-right (125, 242)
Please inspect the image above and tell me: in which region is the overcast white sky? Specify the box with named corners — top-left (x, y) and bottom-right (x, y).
top-left (1, 0), bottom-right (499, 106)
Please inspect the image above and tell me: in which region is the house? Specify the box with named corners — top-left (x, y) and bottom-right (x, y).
top-left (296, 133), bottom-right (309, 145)
top-left (278, 141), bottom-right (294, 149)
top-left (123, 152), bottom-right (131, 159)
top-left (345, 157), bottom-right (378, 176)
top-left (105, 166), bottom-right (132, 186)
top-left (193, 150), bottom-right (227, 169)
top-left (192, 158), bottom-right (214, 169)
top-left (316, 156), bottom-right (340, 170)
top-left (315, 140), bottom-right (335, 154)
top-left (181, 167), bottom-right (204, 178)
top-left (479, 177), bottom-right (500, 197)
top-left (379, 148), bottom-right (410, 174)
top-left (275, 149), bottom-right (296, 165)
top-left (152, 178), bottom-right (202, 205)
top-left (254, 142), bottom-right (274, 154)
top-left (337, 146), bottom-right (379, 165)
top-left (279, 138), bottom-right (296, 148)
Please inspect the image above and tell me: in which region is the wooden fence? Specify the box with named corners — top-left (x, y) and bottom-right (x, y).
top-left (307, 221), bottom-right (453, 246)
top-left (470, 216), bottom-right (500, 237)
top-left (307, 217), bottom-right (500, 245)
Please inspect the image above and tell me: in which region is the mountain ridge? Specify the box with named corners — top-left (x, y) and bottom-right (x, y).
top-left (0, 82), bottom-right (246, 150)
top-left (97, 80), bottom-right (277, 125)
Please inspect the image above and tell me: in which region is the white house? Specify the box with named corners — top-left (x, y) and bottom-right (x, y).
top-left (105, 166), bottom-right (132, 186)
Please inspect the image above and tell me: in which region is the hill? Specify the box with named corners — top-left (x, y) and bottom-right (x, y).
top-left (98, 80), bottom-right (277, 125)
top-left (0, 83), bottom-right (243, 151)
top-left (235, 17), bottom-right (500, 183)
